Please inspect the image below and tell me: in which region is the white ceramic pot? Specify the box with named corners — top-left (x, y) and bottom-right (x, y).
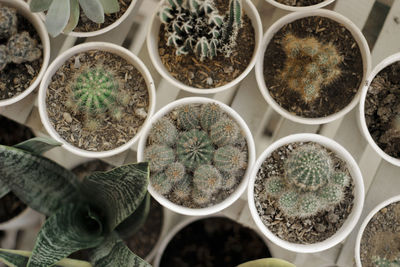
top-left (264, 0), bottom-right (335, 12)
top-left (137, 97), bottom-right (256, 216)
top-left (0, 0), bottom-right (50, 107)
top-left (38, 42), bottom-right (156, 158)
top-left (358, 53), bottom-right (400, 167)
top-left (146, 0), bottom-right (263, 94)
top-left (255, 9), bottom-right (371, 125)
top-left (355, 195), bottom-right (400, 267)
top-left (247, 133), bottom-right (365, 253)
top-left (0, 206), bottom-right (41, 231)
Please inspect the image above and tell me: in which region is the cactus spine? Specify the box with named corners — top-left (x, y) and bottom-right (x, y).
top-left (149, 117), bottom-right (178, 146)
top-left (144, 144), bottom-right (175, 173)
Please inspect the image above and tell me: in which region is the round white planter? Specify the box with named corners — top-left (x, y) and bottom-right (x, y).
top-left (146, 0), bottom-right (263, 94)
top-left (0, 0), bottom-right (50, 107)
top-left (355, 195), bottom-right (400, 267)
top-left (255, 9), bottom-right (371, 125)
top-left (264, 0), bottom-right (335, 12)
top-left (358, 53), bottom-right (400, 167)
top-left (38, 42), bottom-right (156, 158)
top-left (0, 206), bottom-right (41, 231)
top-left (137, 97), bottom-right (256, 216)
top-left (247, 133), bottom-right (365, 253)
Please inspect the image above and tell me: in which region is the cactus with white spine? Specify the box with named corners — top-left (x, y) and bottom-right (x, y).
top-left (144, 144), bottom-right (175, 173)
top-left (177, 104), bottom-right (200, 130)
top-left (214, 145), bottom-right (246, 173)
top-left (151, 172), bottom-right (173, 195)
top-left (210, 118), bottom-right (239, 146)
top-left (165, 162), bottom-right (186, 183)
top-left (173, 177), bottom-right (192, 199)
top-left (0, 5), bottom-right (17, 39)
top-left (193, 165), bottom-right (222, 195)
top-left (200, 103), bottom-right (221, 130)
top-left (149, 117), bottom-right (178, 146)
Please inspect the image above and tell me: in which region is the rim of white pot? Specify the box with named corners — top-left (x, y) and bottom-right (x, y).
top-left (38, 42), bottom-right (156, 158)
top-left (355, 195), bottom-right (400, 267)
top-left (0, 207), bottom-right (40, 230)
top-left (358, 53), bottom-right (400, 167)
top-left (137, 97), bottom-right (256, 216)
top-left (0, 0), bottom-right (50, 107)
top-left (255, 9), bottom-right (371, 125)
top-left (146, 0), bottom-right (263, 94)
top-left (153, 214), bottom-right (270, 267)
top-left (264, 0), bottom-right (335, 12)
top-left (247, 133), bottom-right (365, 253)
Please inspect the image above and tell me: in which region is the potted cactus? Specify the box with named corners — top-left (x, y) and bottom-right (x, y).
top-left (0, 137), bottom-right (151, 266)
top-left (255, 9), bottom-right (371, 124)
top-left (29, 0), bottom-right (138, 37)
top-left (137, 97), bottom-right (255, 216)
top-left (38, 42), bottom-right (155, 158)
top-left (147, 0), bottom-right (262, 94)
top-left (0, 0), bottom-right (49, 107)
top-left (248, 133), bottom-right (364, 253)
top-left (264, 0), bottom-right (335, 12)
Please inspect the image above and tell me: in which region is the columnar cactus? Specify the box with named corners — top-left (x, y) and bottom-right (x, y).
top-left (0, 5), bottom-right (17, 39)
top-left (144, 144), bottom-right (175, 172)
top-left (158, 0), bottom-right (243, 61)
top-left (149, 117), bottom-right (178, 146)
top-left (280, 33), bottom-right (343, 103)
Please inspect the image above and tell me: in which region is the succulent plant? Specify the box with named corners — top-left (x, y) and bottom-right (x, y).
top-left (280, 33), bottom-right (343, 103)
top-left (372, 256), bottom-right (400, 267)
top-left (165, 162), bottom-right (186, 183)
top-left (158, 0), bottom-right (243, 61)
top-left (192, 188), bottom-right (210, 205)
top-left (298, 193), bottom-right (320, 218)
top-left (221, 171), bottom-right (237, 190)
top-left (193, 165), bottom-right (222, 195)
top-left (200, 103), bottom-right (221, 131)
top-left (319, 184), bottom-right (344, 205)
top-left (144, 144), bottom-right (175, 173)
top-left (214, 145), bottom-right (246, 173)
top-left (150, 172), bottom-right (173, 195)
top-left (210, 118), bottom-right (239, 146)
top-left (30, 0), bottom-right (121, 37)
top-left (0, 5), bottom-right (17, 40)
top-left (278, 191), bottom-right (299, 217)
top-left (7, 31), bottom-right (41, 64)
top-left (149, 117), bottom-right (178, 146)
top-left (173, 177), bottom-right (192, 199)
top-left (331, 171), bottom-right (350, 187)
top-left (177, 104), bottom-right (200, 130)
top-left (264, 176), bottom-right (285, 197)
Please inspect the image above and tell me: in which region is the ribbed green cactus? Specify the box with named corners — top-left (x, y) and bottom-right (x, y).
top-left (214, 145), bottom-right (246, 173)
top-left (151, 172), bottom-right (173, 195)
top-left (278, 191), bottom-right (298, 218)
top-left (165, 162), bottom-right (186, 183)
top-left (210, 118), bottom-right (239, 146)
top-left (173, 177), bottom-right (191, 199)
top-left (177, 129), bottom-right (214, 170)
top-left (6, 31), bottom-right (42, 64)
top-left (0, 5), bottom-right (17, 39)
top-left (177, 105), bottom-right (200, 130)
top-left (144, 144), bottom-right (175, 173)
top-left (331, 172), bottom-right (350, 187)
top-left (200, 103), bottom-right (221, 131)
top-left (280, 33), bottom-right (343, 103)
top-left (264, 176), bottom-right (285, 197)
top-left (298, 193), bottom-right (320, 218)
top-left (193, 165), bottom-right (222, 195)
top-left (372, 256), bottom-right (400, 267)
top-left (148, 117), bottom-right (178, 146)
top-left (319, 184), bottom-right (344, 205)
top-left (158, 0), bottom-right (243, 61)
top-left (221, 172), bottom-right (237, 190)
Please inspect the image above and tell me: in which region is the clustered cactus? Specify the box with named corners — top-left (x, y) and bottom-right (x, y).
top-left (264, 144), bottom-right (351, 218)
top-left (158, 0), bottom-right (243, 61)
top-left (0, 6), bottom-right (41, 71)
top-left (144, 102), bottom-right (248, 206)
top-left (372, 256), bottom-right (400, 267)
top-left (279, 33), bottom-right (343, 103)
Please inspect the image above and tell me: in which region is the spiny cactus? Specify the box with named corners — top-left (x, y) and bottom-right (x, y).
top-left (192, 188), bottom-right (211, 205)
top-left (177, 104), bottom-right (200, 130)
top-left (165, 162), bottom-right (186, 183)
top-left (200, 103), bottom-right (221, 130)
top-left (210, 118), bottom-right (239, 146)
top-left (158, 0), bottom-right (243, 61)
top-left (372, 256), bottom-right (400, 267)
top-left (221, 172), bottom-right (237, 190)
top-left (331, 172), bottom-right (350, 187)
top-left (144, 144), bottom-right (175, 173)
top-left (177, 129), bottom-right (214, 170)
top-left (193, 165), bottom-right (222, 195)
top-left (278, 191), bottom-right (298, 218)
top-left (214, 145), bottom-right (246, 172)
top-left (0, 45), bottom-right (7, 71)
top-left (151, 172), bottom-right (173, 195)
top-left (173, 177), bottom-right (192, 199)
top-left (149, 117), bottom-right (178, 146)
top-left (0, 5), bottom-right (17, 40)
top-left (298, 193), bottom-right (320, 218)
top-left (319, 184), bottom-right (344, 205)
top-left (280, 33), bottom-right (343, 103)
top-left (6, 31), bottom-right (42, 64)
top-left (264, 176), bottom-right (285, 197)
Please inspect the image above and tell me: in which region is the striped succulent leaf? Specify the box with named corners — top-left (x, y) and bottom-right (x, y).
top-left (90, 233), bottom-right (151, 267)
top-left (13, 137), bottom-right (62, 155)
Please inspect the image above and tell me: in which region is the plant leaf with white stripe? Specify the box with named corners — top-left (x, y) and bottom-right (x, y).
top-left (14, 137), bottom-right (61, 155)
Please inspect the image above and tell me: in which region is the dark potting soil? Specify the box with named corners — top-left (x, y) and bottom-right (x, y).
top-left (46, 50), bottom-right (149, 152)
top-left (0, 14), bottom-right (43, 100)
top-left (364, 61), bottom-right (400, 159)
top-left (0, 192), bottom-right (27, 223)
top-left (360, 201), bottom-right (400, 267)
top-left (160, 217), bottom-right (270, 267)
top-left (74, 0), bottom-right (132, 33)
top-left (158, 0), bottom-right (255, 89)
top-left (274, 0), bottom-right (325, 6)
top-left (263, 16), bottom-right (363, 118)
top-left (253, 142), bottom-right (355, 244)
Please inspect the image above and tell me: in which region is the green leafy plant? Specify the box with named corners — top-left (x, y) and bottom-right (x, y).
top-left (0, 137), bottom-right (151, 267)
top-left (372, 256), bottom-right (400, 267)
top-left (158, 0), bottom-right (242, 61)
top-left (279, 33), bottom-right (343, 103)
top-left (0, 5), bottom-right (17, 39)
top-left (29, 0), bottom-right (121, 37)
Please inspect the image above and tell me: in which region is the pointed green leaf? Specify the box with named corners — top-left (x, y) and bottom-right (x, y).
top-left (0, 249), bottom-right (92, 267)
top-left (99, 0), bottom-right (120, 14)
top-left (14, 137), bottom-right (62, 155)
top-left (0, 145), bottom-right (79, 215)
top-left (79, 0), bottom-right (104, 24)
top-left (90, 233), bottom-right (151, 267)
top-left (28, 204), bottom-right (104, 267)
top-left (45, 0), bottom-right (71, 37)
top-left (64, 0), bottom-right (80, 34)
top-left (116, 193), bottom-right (150, 239)
top-left (30, 0), bottom-right (52, 12)
top-left (237, 258), bottom-right (295, 267)
top-left (80, 163), bottom-right (149, 232)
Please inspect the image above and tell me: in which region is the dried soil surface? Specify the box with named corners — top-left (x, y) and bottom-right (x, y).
top-left (254, 142), bottom-right (355, 244)
top-left (274, 0), bottom-right (326, 6)
top-left (158, 0), bottom-right (255, 89)
top-left (160, 217), bottom-right (270, 267)
top-left (360, 201), bottom-right (400, 267)
top-left (263, 16), bottom-right (363, 118)
top-left (365, 61), bottom-right (400, 159)
top-left (46, 50), bottom-right (149, 152)
top-left (0, 14), bottom-right (43, 100)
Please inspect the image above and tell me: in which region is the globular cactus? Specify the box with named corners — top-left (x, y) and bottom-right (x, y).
top-left (319, 184), bottom-right (344, 205)
top-left (177, 104), bottom-right (200, 130)
top-left (0, 45), bottom-right (8, 71)
top-left (264, 176), bottom-right (285, 197)
top-left (149, 117), bottom-right (178, 146)
top-left (278, 191), bottom-right (299, 218)
top-left (7, 31), bottom-right (42, 64)
top-left (214, 145), bottom-right (246, 173)
top-left (331, 172), bottom-right (350, 187)
top-left (210, 118), bottom-right (239, 146)
top-left (280, 33), bottom-right (343, 103)
top-left (192, 188), bottom-right (211, 205)
top-left (165, 162), bottom-right (186, 183)
top-left (0, 5), bottom-right (17, 40)
top-left (297, 193), bottom-right (320, 218)
top-left (158, 0), bottom-right (243, 61)
top-left (193, 165), bottom-right (222, 195)
top-left (144, 144), bottom-right (175, 173)
top-left (372, 256), bottom-right (400, 267)
top-left (177, 129), bottom-right (214, 170)
top-left (151, 172), bottom-right (173, 195)
top-left (220, 171), bottom-right (237, 190)
top-left (173, 177), bottom-right (192, 199)
top-left (200, 103), bottom-right (221, 131)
